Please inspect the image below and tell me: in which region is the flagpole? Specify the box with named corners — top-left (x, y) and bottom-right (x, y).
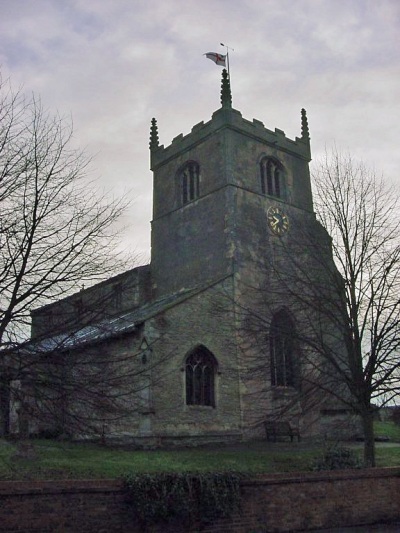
top-left (220, 42), bottom-right (234, 83)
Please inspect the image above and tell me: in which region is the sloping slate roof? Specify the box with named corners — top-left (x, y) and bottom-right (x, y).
top-left (35, 285), bottom-right (205, 352)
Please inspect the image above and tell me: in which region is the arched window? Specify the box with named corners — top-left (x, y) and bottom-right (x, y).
top-left (181, 161), bottom-right (200, 205)
top-left (260, 157), bottom-right (283, 198)
top-left (185, 346), bottom-right (217, 407)
top-left (270, 311), bottom-right (296, 387)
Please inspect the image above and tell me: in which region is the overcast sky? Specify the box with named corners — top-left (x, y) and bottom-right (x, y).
top-left (1, 0), bottom-right (399, 263)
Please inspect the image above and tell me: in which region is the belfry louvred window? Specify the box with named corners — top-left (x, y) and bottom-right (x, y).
top-left (260, 157), bottom-right (283, 198)
top-left (185, 346), bottom-right (217, 407)
top-left (181, 161), bottom-right (200, 204)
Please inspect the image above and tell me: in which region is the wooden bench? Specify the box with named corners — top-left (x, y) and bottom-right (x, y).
top-left (264, 420), bottom-right (300, 442)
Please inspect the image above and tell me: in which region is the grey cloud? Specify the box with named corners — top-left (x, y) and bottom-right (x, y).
top-left (1, 0), bottom-right (399, 257)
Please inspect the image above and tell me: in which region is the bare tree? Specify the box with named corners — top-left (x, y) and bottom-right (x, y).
top-left (213, 150), bottom-right (399, 467)
top-left (0, 76), bottom-right (130, 435)
top-left (0, 77), bottom-right (129, 345)
top-left (310, 149), bottom-right (400, 466)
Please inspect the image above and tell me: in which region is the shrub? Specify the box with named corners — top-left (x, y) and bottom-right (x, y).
top-left (123, 471), bottom-right (244, 527)
top-left (311, 446), bottom-right (362, 471)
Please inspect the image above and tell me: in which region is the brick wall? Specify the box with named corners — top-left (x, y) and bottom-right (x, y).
top-left (0, 468), bottom-right (399, 532)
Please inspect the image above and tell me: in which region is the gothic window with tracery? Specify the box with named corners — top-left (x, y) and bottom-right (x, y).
top-left (185, 346), bottom-right (217, 406)
top-left (270, 310), bottom-right (296, 387)
top-left (181, 161), bottom-right (200, 204)
top-left (260, 157), bottom-right (283, 198)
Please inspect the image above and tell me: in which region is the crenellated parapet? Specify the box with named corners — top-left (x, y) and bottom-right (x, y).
top-left (150, 106), bottom-right (311, 170)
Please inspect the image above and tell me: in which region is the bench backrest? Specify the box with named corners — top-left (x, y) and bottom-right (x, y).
top-left (264, 421), bottom-right (297, 434)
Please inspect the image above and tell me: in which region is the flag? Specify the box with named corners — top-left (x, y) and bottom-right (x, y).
top-left (204, 52), bottom-right (226, 67)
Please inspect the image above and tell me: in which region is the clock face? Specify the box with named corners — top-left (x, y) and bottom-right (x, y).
top-left (267, 206), bottom-right (289, 235)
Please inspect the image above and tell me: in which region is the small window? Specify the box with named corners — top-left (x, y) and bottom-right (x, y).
top-left (270, 310), bottom-right (296, 387)
top-left (181, 161), bottom-right (200, 204)
top-left (260, 157), bottom-right (283, 198)
top-left (185, 346), bottom-right (217, 407)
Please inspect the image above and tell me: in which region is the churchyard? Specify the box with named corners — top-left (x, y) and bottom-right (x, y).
top-left (0, 421), bottom-right (398, 481)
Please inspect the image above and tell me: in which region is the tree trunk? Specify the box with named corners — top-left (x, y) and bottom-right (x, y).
top-left (0, 379), bottom-right (10, 437)
top-left (361, 410), bottom-right (375, 467)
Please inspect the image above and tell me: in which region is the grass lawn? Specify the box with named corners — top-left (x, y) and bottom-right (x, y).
top-left (0, 440), bottom-right (317, 480)
top-left (0, 421), bottom-right (398, 481)
top-left (374, 420), bottom-right (400, 441)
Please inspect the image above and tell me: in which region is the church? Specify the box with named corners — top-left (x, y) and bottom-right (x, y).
top-left (30, 70), bottom-right (355, 445)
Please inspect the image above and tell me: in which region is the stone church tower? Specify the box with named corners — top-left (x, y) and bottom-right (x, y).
top-left (151, 70), bottom-right (312, 299)
top-left (146, 69), bottom-right (343, 440)
top-left (26, 70), bottom-right (353, 444)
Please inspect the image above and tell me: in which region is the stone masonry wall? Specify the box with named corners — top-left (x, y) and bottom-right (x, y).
top-left (0, 468), bottom-right (399, 532)
top-left (145, 280), bottom-right (243, 440)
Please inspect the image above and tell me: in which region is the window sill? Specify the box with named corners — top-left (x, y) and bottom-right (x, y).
top-left (186, 404), bottom-right (216, 410)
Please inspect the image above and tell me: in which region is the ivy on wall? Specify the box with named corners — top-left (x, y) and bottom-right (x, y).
top-left (124, 471), bottom-right (244, 527)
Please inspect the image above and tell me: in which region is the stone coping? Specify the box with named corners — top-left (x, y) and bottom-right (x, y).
top-left (0, 467), bottom-right (399, 495)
